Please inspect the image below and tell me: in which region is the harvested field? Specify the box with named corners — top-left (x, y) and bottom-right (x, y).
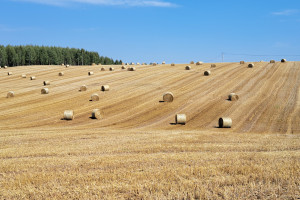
top-left (0, 62), bottom-right (300, 199)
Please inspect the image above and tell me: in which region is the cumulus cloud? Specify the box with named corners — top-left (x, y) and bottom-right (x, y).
top-left (272, 9), bottom-right (299, 16)
top-left (13, 0), bottom-right (177, 7)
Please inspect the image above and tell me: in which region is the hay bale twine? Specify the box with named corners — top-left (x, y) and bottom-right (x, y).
top-left (101, 67), bottom-right (105, 71)
top-left (204, 70), bottom-right (211, 76)
top-left (43, 80), bottom-right (50, 86)
top-left (88, 71), bottom-right (94, 76)
top-left (171, 63), bottom-right (175, 66)
top-left (248, 63), bottom-right (254, 68)
top-left (196, 61), bottom-right (203, 65)
top-left (21, 74), bottom-right (26, 78)
top-left (30, 76), bottom-right (36, 80)
top-left (190, 61), bottom-right (194, 64)
top-left (219, 117), bottom-right (232, 128)
top-left (163, 92), bottom-right (174, 102)
top-left (270, 60), bottom-right (276, 63)
top-left (185, 66), bottom-right (191, 70)
top-left (101, 85), bottom-right (110, 91)
top-left (228, 93), bottom-right (239, 101)
top-left (281, 59), bottom-right (287, 63)
top-left (109, 67), bottom-right (114, 71)
top-left (91, 109), bottom-right (101, 119)
top-left (121, 66), bottom-right (126, 69)
top-left (7, 91), bottom-right (14, 98)
top-left (91, 93), bottom-right (99, 101)
top-left (162, 61), bottom-right (166, 64)
top-left (80, 85), bottom-right (87, 91)
top-left (63, 110), bottom-right (74, 120)
top-left (211, 64), bottom-right (216, 68)
top-left (175, 114), bottom-right (186, 125)
top-left (58, 72), bottom-right (64, 76)
top-left (41, 88), bottom-right (49, 94)
top-left (8, 72), bottom-right (12, 76)
top-left (240, 61), bottom-right (245, 64)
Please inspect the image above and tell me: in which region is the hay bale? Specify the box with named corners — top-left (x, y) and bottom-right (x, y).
top-left (121, 66), bottom-right (126, 69)
top-left (163, 92), bottom-right (174, 102)
top-left (7, 72), bottom-right (12, 76)
top-left (58, 72), bottom-right (64, 76)
top-left (171, 63), bottom-right (175, 66)
top-left (88, 71), bottom-right (94, 75)
top-left (4, 66), bottom-right (8, 69)
top-left (196, 61), bottom-right (203, 65)
top-left (43, 81), bottom-right (50, 86)
top-left (80, 85), bottom-right (87, 91)
top-left (228, 93), bottom-right (239, 101)
top-left (91, 109), bottom-right (101, 119)
top-left (63, 110), bottom-right (74, 120)
top-left (130, 62), bottom-right (135, 65)
top-left (175, 114), bottom-right (186, 125)
top-left (185, 66), bottom-right (191, 70)
top-left (128, 67), bottom-right (136, 71)
top-left (211, 64), bottom-right (216, 68)
top-left (190, 61), bottom-right (194, 64)
top-left (41, 88), bottom-right (49, 94)
top-left (92, 63), bottom-right (96, 66)
top-left (270, 60), bottom-right (275, 63)
top-left (21, 74), bottom-right (26, 78)
top-left (218, 117), bottom-right (232, 128)
top-left (66, 64), bottom-right (70, 68)
top-left (101, 67), bottom-right (106, 71)
top-left (240, 61), bottom-right (245, 64)
top-left (162, 61), bottom-right (166, 64)
top-left (91, 93), bottom-right (99, 101)
top-left (152, 63), bottom-right (157, 66)
top-left (61, 63), bottom-right (64, 66)
top-left (137, 62), bottom-right (140, 65)
top-left (142, 63), bottom-right (146, 65)
top-left (204, 70), bottom-right (211, 76)
top-left (30, 76), bottom-right (36, 80)
top-left (101, 85), bottom-right (110, 91)
top-left (7, 91), bottom-right (14, 98)
top-left (248, 63), bottom-right (254, 68)
top-left (125, 63), bottom-right (129, 65)
top-left (109, 67), bottom-right (114, 71)
top-left (281, 59), bottom-right (287, 63)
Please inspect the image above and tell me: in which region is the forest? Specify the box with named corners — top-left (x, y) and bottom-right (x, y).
top-left (0, 45), bottom-right (122, 67)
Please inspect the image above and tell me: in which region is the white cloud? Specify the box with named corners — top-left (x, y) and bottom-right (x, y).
top-left (272, 9), bottom-right (299, 16)
top-left (13, 0), bottom-right (177, 7)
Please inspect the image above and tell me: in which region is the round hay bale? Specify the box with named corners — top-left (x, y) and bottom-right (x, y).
top-left (91, 93), bottom-right (99, 101)
top-left (43, 80), bottom-right (50, 86)
top-left (163, 92), bottom-right (174, 102)
top-left (171, 63), bottom-right (175, 66)
top-left (109, 67), bottom-right (114, 71)
top-left (66, 64), bottom-right (70, 68)
top-left (228, 93), bottom-right (239, 101)
top-left (101, 85), bottom-right (110, 91)
top-left (121, 66), bottom-right (126, 69)
top-left (41, 88), bottom-right (49, 94)
top-left (219, 117), bottom-right (232, 128)
top-left (248, 63), bottom-right (254, 68)
top-left (63, 110), bottom-right (74, 120)
top-left (204, 70), bottom-right (211, 76)
top-left (130, 62), bottom-right (135, 65)
top-left (30, 76), bottom-right (36, 80)
top-left (125, 63), bottom-right (129, 65)
top-left (240, 61), bottom-right (245, 64)
top-left (211, 64), bottom-right (216, 68)
top-left (92, 63), bottom-right (96, 66)
top-left (7, 91), bottom-right (14, 98)
top-left (152, 63), bottom-right (157, 66)
top-left (128, 67), bottom-right (136, 71)
top-left (190, 61), bottom-right (194, 64)
top-left (8, 72), bottom-right (12, 76)
top-left (58, 72), bottom-right (64, 76)
top-left (281, 59), bottom-right (287, 63)
top-left (270, 60), bottom-right (275, 63)
top-left (196, 61), bottom-right (203, 65)
top-left (21, 74), bottom-right (26, 78)
top-left (4, 66), bottom-right (8, 69)
top-left (80, 85), bottom-right (87, 91)
top-left (88, 71), bottom-right (94, 75)
top-left (61, 63), bottom-right (64, 66)
top-left (142, 63), bottom-right (146, 65)
top-left (136, 62), bottom-right (140, 65)
top-left (91, 109), bottom-right (101, 119)
top-left (162, 61), bottom-right (166, 64)
top-left (101, 67), bottom-right (106, 71)
top-left (175, 114), bottom-right (186, 125)
top-left (185, 66), bottom-right (191, 70)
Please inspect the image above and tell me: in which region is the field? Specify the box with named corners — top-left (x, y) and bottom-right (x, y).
top-left (0, 62), bottom-right (300, 199)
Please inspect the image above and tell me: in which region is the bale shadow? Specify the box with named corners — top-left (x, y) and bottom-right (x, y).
top-left (159, 100), bottom-right (165, 103)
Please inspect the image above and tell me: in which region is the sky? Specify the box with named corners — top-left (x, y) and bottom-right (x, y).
top-left (0, 0), bottom-right (300, 63)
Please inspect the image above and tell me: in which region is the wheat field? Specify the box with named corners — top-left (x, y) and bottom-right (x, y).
top-left (0, 62), bottom-right (299, 199)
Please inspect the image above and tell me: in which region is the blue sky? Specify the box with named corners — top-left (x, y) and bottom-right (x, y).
top-left (1, 0), bottom-right (300, 63)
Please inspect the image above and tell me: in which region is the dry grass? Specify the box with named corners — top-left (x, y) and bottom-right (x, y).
top-left (0, 129), bottom-right (299, 199)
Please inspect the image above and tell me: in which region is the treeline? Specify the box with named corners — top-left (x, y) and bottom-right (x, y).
top-left (0, 45), bottom-right (122, 67)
